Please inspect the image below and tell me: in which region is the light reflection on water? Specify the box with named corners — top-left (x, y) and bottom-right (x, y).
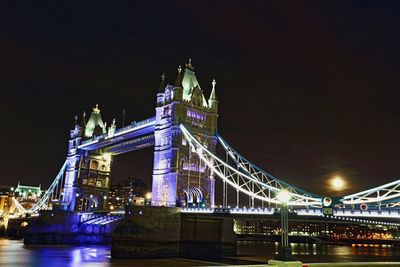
top-left (237, 241), bottom-right (400, 263)
top-left (0, 239), bottom-right (112, 267)
top-left (1, 238), bottom-right (400, 267)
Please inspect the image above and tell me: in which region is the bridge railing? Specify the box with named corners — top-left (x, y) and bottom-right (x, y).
top-left (79, 212), bottom-right (124, 225)
top-left (180, 207), bottom-right (275, 215)
top-left (114, 117), bottom-right (155, 135)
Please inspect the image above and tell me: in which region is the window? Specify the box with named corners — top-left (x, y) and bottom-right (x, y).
top-left (90, 160), bottom-right (99, 170)
top-left (163, 106), bottom-right (170, 117)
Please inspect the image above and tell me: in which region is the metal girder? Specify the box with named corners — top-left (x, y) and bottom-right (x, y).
top-left (217, 135), bottom-right (322, 204)
top-left (180, 125), bottom-right (321, 207)
top-left (341, 179), bottom-right (400, 207)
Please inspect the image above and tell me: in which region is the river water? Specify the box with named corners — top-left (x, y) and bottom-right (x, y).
top-left (0, 239), bottom-right (399, 267)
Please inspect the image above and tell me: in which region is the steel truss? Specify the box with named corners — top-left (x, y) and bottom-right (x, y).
top-left (217, 135), bottom-right (322, 206)
top-left (342, 179), bottom-right (400, 207)
top-left (180, 125), bottom-right (321, 207)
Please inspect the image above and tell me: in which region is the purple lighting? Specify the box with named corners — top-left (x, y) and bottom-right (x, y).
top-left (182, 163), bottom-right (206, 173)
top-left (187, 109), bottom-right (205, 121)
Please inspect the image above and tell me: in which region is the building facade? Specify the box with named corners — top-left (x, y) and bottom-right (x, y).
top-left (108, 177), bottom-right (148, 210)
top-left (233, 218), bottom-right (400, 241)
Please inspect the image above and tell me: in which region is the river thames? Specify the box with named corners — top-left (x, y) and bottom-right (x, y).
top-left (1, 239), bottom-right (399, 266)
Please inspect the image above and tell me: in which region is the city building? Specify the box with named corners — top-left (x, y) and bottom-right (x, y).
top-left (13, 183), bottom-right (42, 210)
top-left (0, 186), bottom-right (11, 215)
top-left (108, 177), bottom-right (148, 211)
top-left (233, 217), bottom-right (400, 242)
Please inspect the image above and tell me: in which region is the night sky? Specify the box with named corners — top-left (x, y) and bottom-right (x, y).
top-left (2, 1), bottom-right (400, 198)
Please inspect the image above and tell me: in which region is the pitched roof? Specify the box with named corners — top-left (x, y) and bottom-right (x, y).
top-left (84, 104), bottom-right (106, 137)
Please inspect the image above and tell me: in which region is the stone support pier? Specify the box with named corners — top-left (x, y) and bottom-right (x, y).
top-left (111, 206), bottom-right (237, 259)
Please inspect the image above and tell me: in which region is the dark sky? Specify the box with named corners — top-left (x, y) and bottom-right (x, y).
top-left (1, 1), bottom-right (400, 197)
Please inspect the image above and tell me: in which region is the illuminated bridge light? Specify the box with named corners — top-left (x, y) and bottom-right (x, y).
top-left (179, 207), bottom-right (275, 215)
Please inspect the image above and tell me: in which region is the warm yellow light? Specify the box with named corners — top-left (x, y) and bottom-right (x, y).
top-left (330, 176), bottom-right (346, 191)
top-left (276, 189), bottom-right (291, 204)
top-left (145, 192), bottom-right (152, 199)
top-left (102, 153), bottom-right (112, 161)
top-left (109, 205), bottom-right (114, 210)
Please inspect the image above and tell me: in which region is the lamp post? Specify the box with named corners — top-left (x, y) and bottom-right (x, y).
top-left (275, 189), bottom-right (293, 261)
top-left (145, 192), bottom-right (152, 206)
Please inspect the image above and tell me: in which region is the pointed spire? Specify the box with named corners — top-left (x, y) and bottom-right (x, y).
top-left (93, 104), bottom-right (100, 113)
top-left (74, 115), bottom-right (78, 126)
top-left (80, 111), bottom-right (86, 127)
top-left (158, 73), bottom-right (166, 93)
top-left (174, 65), bottom-right (183, 87)
top-left (78, 112), bottom-right (86, 137)
top-left (209, 79), bottom-right (217, 101)
top-left (185, 58), bottom-right (194, 70)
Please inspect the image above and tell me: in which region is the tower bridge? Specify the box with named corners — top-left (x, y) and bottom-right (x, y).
top-left (4, 60), bottom-right (400, 256)
top-left (7, 59), bottom-right (400, 217)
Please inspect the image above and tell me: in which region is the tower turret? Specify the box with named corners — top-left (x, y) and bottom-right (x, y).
top-left (158, 73), bottom-right (166, 93)
top-left (108, 118), bottom-right (116, 137)
top-left (208, 79), bottom-right (218, 113)
top-left (157, 73), bottom-right (166, 106)
top-left (63, 114), bottom-right (83, 211)
top-left (175, 65), bottom-right (183, 87)
top-left (172, 65), bottom-right (183, 101)
top-left (78, 111), bottom-right (86, 137)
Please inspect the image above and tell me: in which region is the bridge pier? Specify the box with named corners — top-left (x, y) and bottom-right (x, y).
top-left (111, 206), bottom-right (237, 259)
top-left (22, 211), bottom-right (119, 245)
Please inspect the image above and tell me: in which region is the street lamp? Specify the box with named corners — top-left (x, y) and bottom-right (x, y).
top-left (145, 192), bottom-right (152, 206)
top-left (275, 189), bottom-right (293, 261)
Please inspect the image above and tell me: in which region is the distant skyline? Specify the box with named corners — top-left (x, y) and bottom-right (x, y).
top-left (2, 1), bottom-right (400, 197)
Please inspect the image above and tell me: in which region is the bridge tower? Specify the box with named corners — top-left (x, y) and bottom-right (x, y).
top-left (62, 106), bottom-right (112, 211)
top-left (152, 60), bottom-right (219, 207)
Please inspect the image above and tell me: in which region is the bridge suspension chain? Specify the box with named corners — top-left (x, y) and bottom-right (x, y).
top-left (217, 135), bottom-right (322, 202)
top-left (180, 125), bottom-right (322, 207)
top-left (29, 160), bottom-right (67, 213)
top-left (341, 179), bottom-right (400, 207)
top-left (12, 161), bottom-right (67, 215)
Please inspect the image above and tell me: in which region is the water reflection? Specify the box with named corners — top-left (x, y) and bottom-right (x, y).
top-left (0, 239), bottom-right (111, 267)
top-left (237, 241), bottom-right (400, 263)
top-left (1, 239), bottom-right (400, 266)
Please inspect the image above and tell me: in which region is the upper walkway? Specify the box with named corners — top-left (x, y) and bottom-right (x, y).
top-left (78, 117), bottom-right (156, 154)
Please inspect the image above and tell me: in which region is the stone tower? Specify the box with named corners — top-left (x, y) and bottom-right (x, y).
top-left (62, 106), bottom-right (112, 211)
top-left (152, 60), bottom-right (219, 207)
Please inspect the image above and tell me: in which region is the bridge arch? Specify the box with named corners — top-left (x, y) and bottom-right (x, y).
top-left (179, 187), bottom-right (204, 208)
top-left (80, 195), bottom-right (99, 211)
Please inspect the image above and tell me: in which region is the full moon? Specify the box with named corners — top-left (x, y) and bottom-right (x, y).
top-left (330, 176), bottom-right (346, 191)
